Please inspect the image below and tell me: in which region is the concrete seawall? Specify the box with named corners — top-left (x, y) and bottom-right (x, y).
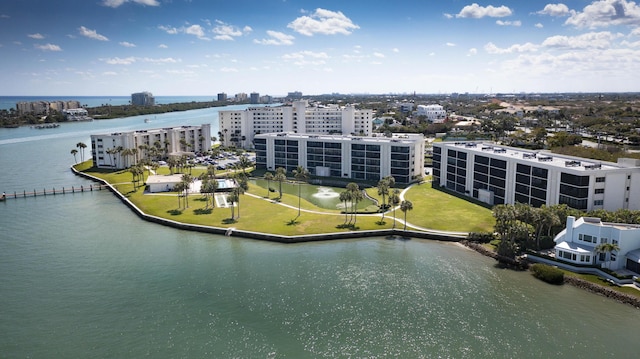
top-left (71, 167), bottom-right (465, 243)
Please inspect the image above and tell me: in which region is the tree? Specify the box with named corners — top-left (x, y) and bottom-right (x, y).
top-left (595, 242), bottom-right (620, 269)
top-left (173, 181), bottom-right (186, 208)
top-left (129, 164), bottom-right (143, 189)
top-left (70, 149), bottom-right (78, 163)
top-left (293, 165), bottom-right (309, 218)
top-left (227, 191), bottom-right (239, 220)
top-left (400, 200), bottom-right (413, 230)
top-left (180, 174), bottom-right (193, 208)
top-left (339, 190), bottom-right (352, 224)
top-left (346, 182), bottom-right (363, 225)
top-left (389, 189), bottom-right (401, 229)
top-left (232, 176), bottom-right (248, 218)
top-left (76, 142), bottom-right (87, 162)
top-left (200, 177), bottom-right (218, 209)
top-left (274, 167), bottom-right (287, 199)
top-left (238, 155), bottom-right (252, 175)
top-left (264, 172), bottom-right (274, 198)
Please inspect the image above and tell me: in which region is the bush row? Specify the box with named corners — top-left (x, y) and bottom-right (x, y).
top-left (530, 263), bottom-right (565, 285)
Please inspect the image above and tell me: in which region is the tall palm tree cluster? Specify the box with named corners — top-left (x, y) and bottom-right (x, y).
top-left (339, 183), bottom-right (365, 227)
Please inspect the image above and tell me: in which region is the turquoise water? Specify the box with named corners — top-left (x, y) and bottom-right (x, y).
top-left (0, 96), bottom-right (217, 111)
top-left (1, 105), bottom-right (640, 358)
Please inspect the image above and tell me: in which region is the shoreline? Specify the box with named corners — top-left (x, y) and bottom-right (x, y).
top-left (71, 166), bottom-right (465, 244)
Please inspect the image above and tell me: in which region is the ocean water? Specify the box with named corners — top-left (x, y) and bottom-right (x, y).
top-left (1, 105), bottom-right (640, 358)
top-left (0, 96), bottom-right (217, 111)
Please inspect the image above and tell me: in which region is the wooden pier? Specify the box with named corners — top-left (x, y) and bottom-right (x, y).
top-left (1, 184), bottom-right (108, 201)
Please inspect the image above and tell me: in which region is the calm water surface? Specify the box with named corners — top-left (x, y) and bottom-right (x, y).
top-left (1, 105), bottom-right (639, 358)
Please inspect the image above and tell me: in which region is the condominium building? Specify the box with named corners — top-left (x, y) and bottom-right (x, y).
top-left (218, 100), bottom-right (373, 149)
top-left (91, 124), bottom-right (211, 169)
top-left (417, 104), bottom-right (447, 123)
top-left (254, 132), bottom-right (424, 184)
top-left (16, 100), bottom-right (81, 115)
top-left (432, 141), bottom-right (640, 211)
top-left (131, 92), bottom-right (155, 106)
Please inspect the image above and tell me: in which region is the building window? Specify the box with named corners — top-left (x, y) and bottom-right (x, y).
top-left (595, 177), bottom-right (605, 183)
top-left (595, 188), bottom-right (604, 194)
top-left (594, 200), bottom-right (604, 206)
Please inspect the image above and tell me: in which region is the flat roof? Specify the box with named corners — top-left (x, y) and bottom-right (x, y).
top-left (256, 132), bottom-right (423, 144)
top-left (436, 141), bottom-right (626, 171)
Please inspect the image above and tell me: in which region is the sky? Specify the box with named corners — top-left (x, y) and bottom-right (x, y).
top-left (1, 0), bottom-right (640, 96)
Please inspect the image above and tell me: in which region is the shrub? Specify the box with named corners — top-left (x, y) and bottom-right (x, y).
top-left (530, 263), bottom-right (564, 285)
top-left (467, 232), bottom-right (496, 243)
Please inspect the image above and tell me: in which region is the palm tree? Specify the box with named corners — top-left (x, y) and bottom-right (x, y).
top-left (377, 178), bottom-right (390, 211)
top-left (238, 155), bottom-right (252, 175)
top-left (274, 167), bottom-right (287, 199)
top-left (389, 189), bottom-right (400, 229)
top-left (129, 165), bottom-right (143, 189)
top-left (339, 190), bottom-right (352, 225)
top-left (70, 149), bottom-right (78, 163)
top-left (232, 177), bottom-right (248, 218)
top-left (200, 177), bottom-right (218, 209)
top-left (346, 182), bottom-right (363, 225)
top-left (180, 174), bottom-right (193, 208)
top-left (227, 191), bottom-right (239, 220)
top-left (595, 242), bottom-right (621, 269)
top-left (76, 142), bottom-right (87, 162)
top-left (174, 181), bottom-right (186, 208)
top-left (293, 165), bottom-right (309, 218)
top-left (400, 200), bottom-right (414, 231)
top-left (264, 172), bottom-right (274, 198)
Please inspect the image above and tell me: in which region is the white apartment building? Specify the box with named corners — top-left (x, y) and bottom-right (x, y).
top-left (417, 104), bottom-right (447, 123)
top-left (554, 216), bottom-right (640, 274)
top-left (218, 100), bottom-right (373, 149)
top-left (131, 92), bottom-right (155, 106)
top-left (433, 142), bottom-right (640, 211)
top-left (91, 124), bottom-right (211, 169)
top-left (254, 132), bottom-right (424, 184)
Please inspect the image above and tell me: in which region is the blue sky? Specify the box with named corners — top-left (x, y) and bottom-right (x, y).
top-left (1, 0), bottom-right (640, 96)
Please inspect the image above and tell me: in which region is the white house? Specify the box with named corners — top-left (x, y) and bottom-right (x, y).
top-left (417, 104), bottom-right (447, 123)
top-left (553, 216), bottom-right (640, 274)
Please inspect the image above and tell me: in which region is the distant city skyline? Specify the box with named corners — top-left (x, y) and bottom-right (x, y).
top-left (1, 0), bottom-right (640, 96)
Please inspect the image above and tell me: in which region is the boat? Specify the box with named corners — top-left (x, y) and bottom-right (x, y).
top-left (144, 118), bottom-right (151, 123)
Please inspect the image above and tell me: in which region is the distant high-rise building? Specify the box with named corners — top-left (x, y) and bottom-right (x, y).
top-left (217, 93), bottom-right (227, 102)
top-left (287, 91), bottom-right (302, 100)
top-left (250, 92), bottom-right (260, 104)
top-left (131, 91), bottom-right (155, 106)
top-left (235, 93), bottom-right (248, 102)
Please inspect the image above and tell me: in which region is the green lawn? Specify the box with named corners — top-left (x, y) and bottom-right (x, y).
top-left (78, 162), bottom-right (494, 236)
top-left (561, 270), bottom-right (640, 298)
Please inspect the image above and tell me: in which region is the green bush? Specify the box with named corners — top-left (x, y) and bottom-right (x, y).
top-left (489, 239), bottom-right (501, 247)
top-left (467, 232), bottom-right (496, 243)
top-left (530, 263), bottom-right (564, 285)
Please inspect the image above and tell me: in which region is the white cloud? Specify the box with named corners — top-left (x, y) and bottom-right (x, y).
top-left (373, 52), bottom-right (385, 58)
top-left (101, 0), bottom-right (160, 8)
top-left (78, 26), bottom-right (109, 41)
top-left (392, 48), bottom-right (399, 53)
top-left (535, 23), bottom-right (544, 28)
top-left (102, 71), bottom-right (118, 76)
top-left (185, 24), bottom-right (209, 40)
top-left (119, 41), bottom-right (136, 47)
top-left (35, 43), bottom-right (62, 51)
top-left (443, 13), bottom-right (454, 19)
top-left (158, 44), bottom-right (168, 48)
top-left (485, 42), bottom-right (538, 54)
top-left (542, 31), bottom-right (623, 49)
top-left (143, 57), bottom-right (180, 63)
top-left (496, 20), bottom-right (522, 26)
top-left (456, 3), bottom-right (513, 18)
top-left (213, 20), bottom-right (252, 41)
top-left (282, 50), bottom-right (329, 66)
top-left (446, 42), bottom-right (456, 47)
top-left (288, 8), bottom-right (359, 36)
top-left (158, 25), bottom-right (178, 34)
top-left (565, 0), bottom-right (640, 29)
top-left (102, 56), bottom-right (136, 65)
top-left (468, 48), bottom-right (478, 56)
top-left (28, 33), bottom-right (44, 39)
top-left (537, 3), bottom-right (571, 17)
top-left (220, 67), bottom-right (239, 72)
top-left (254, 30), bottom-right (295, 45)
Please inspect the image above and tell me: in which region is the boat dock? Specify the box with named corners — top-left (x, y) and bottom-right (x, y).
top-left (1, 184), bottom-right (108, 201)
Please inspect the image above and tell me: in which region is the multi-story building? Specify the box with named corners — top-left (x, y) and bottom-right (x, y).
top-left (217, 93), bottom-right (227, 102)
top-left (417, 104), bottom-right (447, 123)
top-left (250, 92), bottom-right (260, 104)
top-left (16, 100), bottom-right (81, 115)
top-left (287, 91), bottom-right (303, 100)
top-left (432, 142), bottom-right (640, 211)
top-left (554, 216), bottom-right (640, 274)
top-left (131, 92), bottom-right (155, 106)
top-left (91, 124), bottom-right (211, 169)
top-left (234, 93), bottom-right (248, 102)
top-left (254, 132), bottom-right (424, 184)
top-left (218, 100), bottom-right (373, 149)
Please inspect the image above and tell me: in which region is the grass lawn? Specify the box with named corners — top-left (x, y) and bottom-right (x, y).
top-left (402, 181), bottom-right (495, 233)
top-left (79, 162), bottom-right (494, 236)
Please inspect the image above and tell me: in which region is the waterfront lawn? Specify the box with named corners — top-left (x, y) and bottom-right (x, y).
top-left (561, 270), bottom-right (640, 298)
top-left (402, 182), bottom-right (495, 233)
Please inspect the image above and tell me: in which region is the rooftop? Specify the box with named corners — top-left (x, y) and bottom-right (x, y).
top-left (437, 141), bottom-right (636, 172)
top-left (256, 132), bottom-right (424, 144)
